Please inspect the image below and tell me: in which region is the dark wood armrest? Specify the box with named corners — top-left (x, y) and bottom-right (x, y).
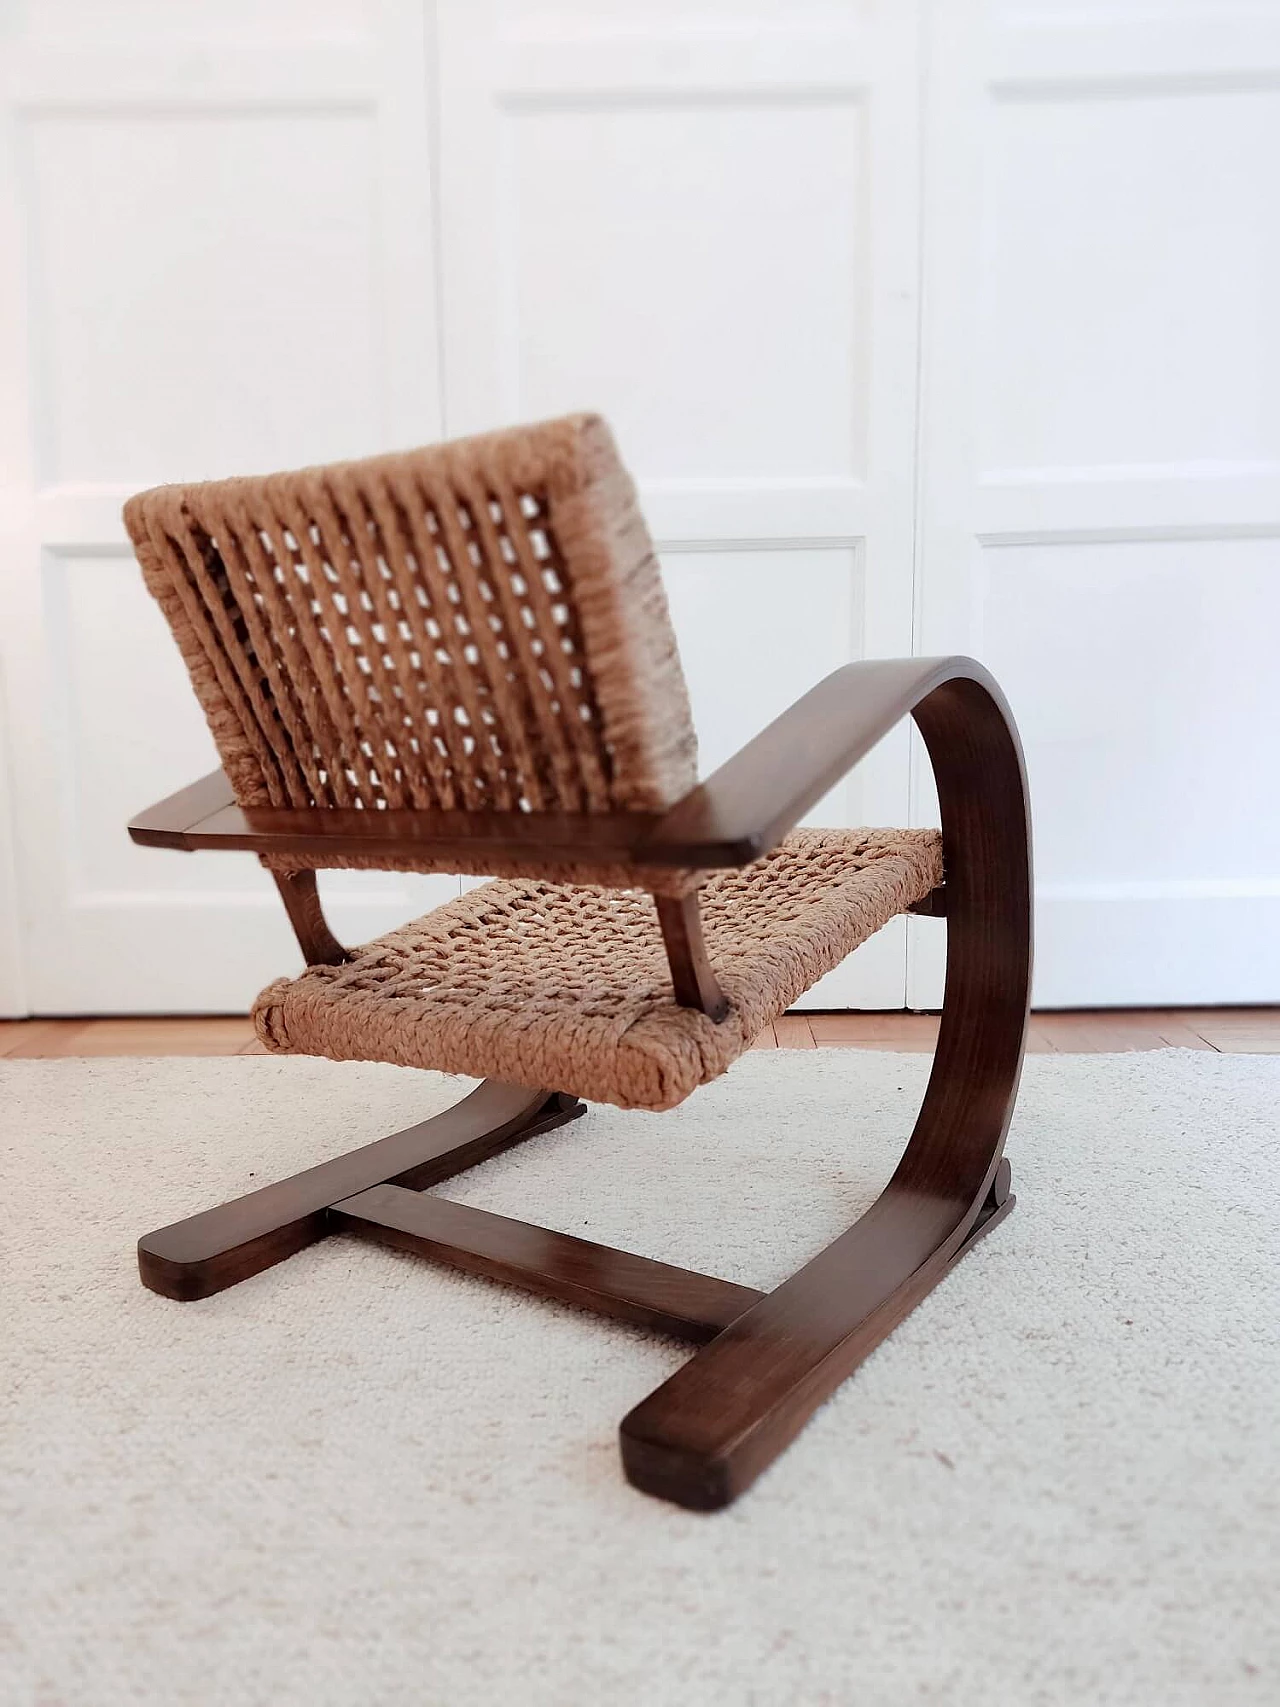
top-left (644, 656), bottom-right (1014, 865)
top-left (128, 658), bottom-right (1009, 872)
top-left (128, 769), bottom-right (237, 848)
top-left (129, 781), bottom-right (666, 864)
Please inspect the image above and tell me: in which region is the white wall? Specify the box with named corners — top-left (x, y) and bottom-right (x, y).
top-left (0, 0), bottom-right (1277, 1016)
top-left (0, 0), bottom-right (464, 1015)
top-left (910, 0), bottom-right (1280, 1008)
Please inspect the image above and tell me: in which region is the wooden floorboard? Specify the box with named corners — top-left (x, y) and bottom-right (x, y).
top-left (3, 1008), bottom-right (1280, 1057)
top-left (810, 1013), bottom-right (939, 1053)
top-left (1179, 1012), bottom-right (1280, 1054)
top-left (0, 1017), bottom-right (259, 1057)
top-left (772, 1014), bottom-right (816, 1050)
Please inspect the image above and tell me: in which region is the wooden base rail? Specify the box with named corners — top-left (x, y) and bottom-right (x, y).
top-left (134, 660), bottom-right (1031, 1509)
top-left (138, 1077), bottom-right (1016, 1509)
top-left (331, 1185), bottom-right (765, 1344)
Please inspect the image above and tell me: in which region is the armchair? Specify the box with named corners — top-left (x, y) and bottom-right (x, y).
top-left (125, 415), bottom-right (1030, 1509)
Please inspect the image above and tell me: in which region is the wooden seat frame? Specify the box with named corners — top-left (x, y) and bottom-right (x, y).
top-left (130, 655), bottom-right (1031, 1511)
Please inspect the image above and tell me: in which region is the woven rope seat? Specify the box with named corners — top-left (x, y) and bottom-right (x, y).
top-left (252, 826), bottom-right (943, 1112)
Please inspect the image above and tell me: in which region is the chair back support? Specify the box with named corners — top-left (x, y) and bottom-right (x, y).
top-left (125, 416), bottom-right (697, 837)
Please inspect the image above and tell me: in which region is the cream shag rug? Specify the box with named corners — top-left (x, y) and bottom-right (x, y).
top-left (2, 1049), bottom-right (1277, 1706)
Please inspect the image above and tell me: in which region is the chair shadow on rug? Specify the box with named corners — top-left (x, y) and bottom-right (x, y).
top-left (124, 413), bottom-right (1031, 1511)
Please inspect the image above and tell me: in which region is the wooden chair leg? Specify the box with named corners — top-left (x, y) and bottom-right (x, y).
top-left (137, 674), bottom-right (1029, 1510)
top-left (137, 1081), bottom-right (584, 1301)
top-left (619, 1161), bottom-right (1019, 1510)
top-left (620, 674), bottom-right (1033, 1508)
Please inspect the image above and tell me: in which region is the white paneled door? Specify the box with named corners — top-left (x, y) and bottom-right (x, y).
top-left (0, 0), bottom-right (923, 1014)
top-left (434, 0), bottom-right (923, 1007)
top-left (0, 0), bottom-right (456, 1013)
top-left (909, 0), bottom-right (1280, 1008)
top-left (1, 0), bottom-right (1278, 1017)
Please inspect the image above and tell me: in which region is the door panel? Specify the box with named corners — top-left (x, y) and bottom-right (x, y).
top-left (3, 0), bottom-right (1273, 1018)
top-left (435, 0), bottom-right (924, 1006)
top-left (24, 109), bottom-right (382, 485)
top-left (494, 98), bottom-right (865, 481)
top-left (0, 1), bottom-right (454, 1014)
top-left (909, 0), bottom-right (1280, 1008)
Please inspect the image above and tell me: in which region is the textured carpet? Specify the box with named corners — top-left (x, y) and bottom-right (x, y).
top-left (2, 1049), bottom-right (1277, 1706)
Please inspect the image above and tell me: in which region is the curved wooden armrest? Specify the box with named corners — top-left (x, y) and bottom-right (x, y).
top-left (646, 656), bottom-right (1016, 866)
top-left (129, 769), bottom-right (238, 848)
top-left (127, 658), bottom-right (1025, 1021)
top-left (127, 658), bottom-right (1011, 878)
top-left (128, 776), bottom-right (663, 864)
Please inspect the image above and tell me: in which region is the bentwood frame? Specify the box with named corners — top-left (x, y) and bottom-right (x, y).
top-left (130, 654), bottom-right (1031, 1511)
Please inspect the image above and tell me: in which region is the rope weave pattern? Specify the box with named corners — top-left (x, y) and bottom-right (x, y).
top-left (253, 828), bottom-right (944, 1111)
top-left (124, 414), bottom-right (698, 891)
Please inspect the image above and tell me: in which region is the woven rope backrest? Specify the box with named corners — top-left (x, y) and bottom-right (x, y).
top-left (125, 415), bottom-right (697, 828)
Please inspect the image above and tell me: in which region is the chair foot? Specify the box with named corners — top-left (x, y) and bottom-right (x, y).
top-left (613, 670), bottom-right (1030, 1508)
top-left (965, 1155), bottom-right (1014, 1247)
top-left (137, 1082), bottom-right (583, 1301)
top-left (620, 1164), bottom-right (1017, 1512)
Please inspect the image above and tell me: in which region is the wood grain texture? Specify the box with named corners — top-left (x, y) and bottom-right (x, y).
top-left (0, 1020), bottom-right (92, 1057)
top-left (648, 658), bottom-right (1011, 867)
top-left (125, 769), bottom-right (238, 849)
top-left (271, 871), bottom-right (351, 967)
top-left (3, 1011), bottom-right (1276, 1056)
top-left (772, 1014), bottom-right (816, 1049)
top-left (1180, 1011), bottom-right (1280, 1053)
top-left (0, 1017), bottom-right (254, 1056)
top-left (332, 1185), bottom-right (763, 1343)
top-left (137, 1083), bottom-right (584, 1300)
top-left (808, 1013), bottom-right (940, 1052)
top-left (620, 666), bottom-right (1034, 1508)
top-left (123, 660), bottom-right (1020, 873)
top-left (653, 893), bottom-right (730, 1021)
top-left (128, 769), bottom-right (665, 863)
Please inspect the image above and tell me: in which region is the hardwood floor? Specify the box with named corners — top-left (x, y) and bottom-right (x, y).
top-left (763, 1010), bottom-right (1279, 1053)
top-left (2, 1010), bottom-right (1278, 1057)
top-left (0, 1018), bottom-right (270, 1057)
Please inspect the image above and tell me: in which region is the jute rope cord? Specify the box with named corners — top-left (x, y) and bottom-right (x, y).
top-left (253, 828), bottom-right (943, 1112)
top-left (125, 414), bottom-right (699, 892)
top-left (128, 414), bottom-right (946, 1109)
